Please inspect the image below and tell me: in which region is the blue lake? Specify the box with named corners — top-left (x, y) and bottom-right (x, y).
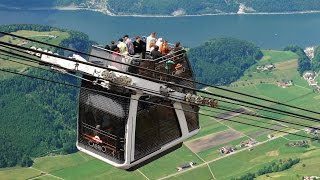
top-left (0, 9), bottom-right (320, 49)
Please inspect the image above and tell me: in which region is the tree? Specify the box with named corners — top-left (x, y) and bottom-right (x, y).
top-left (188, 37), bottom-right (262, 87)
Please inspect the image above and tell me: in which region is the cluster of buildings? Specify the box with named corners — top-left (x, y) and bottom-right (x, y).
top-left (304, 47), bottom-right (315, 60)
top-left (277, 80), bottom-right (293, 88)
top-left (256, 64), bottom-right (275, 71)
top-left (219, 146), bottom-right (237, 154)
top-left (219, 140), bottom-right (257, 155)
top-left (303, 72), bottom-right (320, 93)
top-left (304, 127), bottom-right (320, 135)
top-left (236, 140), bottom-right (257, 148)
top-left (176, 162), bottom-right (196, 171)
top-left (25, 46), bottom-right (58, 57)
top-left (303, 176), bottom-right (320, 180)
top-left (287, 140), bottom-right (308, 147)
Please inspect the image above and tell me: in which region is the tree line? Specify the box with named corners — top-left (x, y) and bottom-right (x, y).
top-left (3, 0), bottom-right (320, 15)
top-left (187, 37), bottom-right (262, 87)
top-left (231, 158), bottom-right (300, 180)
top-left (283, 45), bottom-right (312, 75)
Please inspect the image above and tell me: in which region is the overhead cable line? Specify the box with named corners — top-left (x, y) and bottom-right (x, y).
top-left (0, 53), bottom-right (316, 133)
top-left (0, 59), bottom-right (319, 135)
top-left (0, 31), bottom-right (319, 116)
top-left (0, 68), bottom-right (318, 141)
top-left (0, 43), bottom-right (320, 127)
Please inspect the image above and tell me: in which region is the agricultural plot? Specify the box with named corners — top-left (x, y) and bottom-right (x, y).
top-left (0, 167), bottom-right (41, 180)
top-left (52, 160), bottom-right (143, 180)
top-left (186, 129), bottom-right (244, 153)
top-left (197, 137), bottom-right (250, 161)
top-left (0, 30), bottom-right (69, 77)
top-left (139, 145), bottom-right (202, 179)
top-left (187, 114), bottom-right (229, 140)
top-left (209, 138), bottom-right (310, 179)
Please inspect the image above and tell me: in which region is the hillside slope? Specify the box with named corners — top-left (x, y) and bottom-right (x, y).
top-left (2, 0), bottom-right (320, 15)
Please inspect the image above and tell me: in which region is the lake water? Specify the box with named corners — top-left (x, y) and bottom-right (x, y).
top-left (0, 9), bottom-right (320, 49)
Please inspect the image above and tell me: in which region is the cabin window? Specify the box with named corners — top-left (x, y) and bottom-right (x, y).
top-left (134, 96), bottom-right (182, 160)
top-left (78, 80), bottom-right (130, 164)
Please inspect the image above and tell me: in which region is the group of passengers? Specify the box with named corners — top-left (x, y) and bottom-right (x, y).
top-left (105, 32), bottom-right (183, 61)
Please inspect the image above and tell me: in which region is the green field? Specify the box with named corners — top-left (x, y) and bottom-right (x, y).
top-left (0, 30), bottom-right (69, 79)
top-left (209, 137), bottom-right (316, 179)
top-left (0, 167), bottom-right (41, 180)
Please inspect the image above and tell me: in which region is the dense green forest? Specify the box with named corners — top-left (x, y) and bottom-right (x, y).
top-left (188, 37), bottom-right (262, 86)
top-left (2, 0), bottom-right (320, 15)
top-left (283, 45), bottom-right (311, 75)
top-left (0, 69), bottom-right (79, 168)
top-left (0, 24), bottom-right (91, 168)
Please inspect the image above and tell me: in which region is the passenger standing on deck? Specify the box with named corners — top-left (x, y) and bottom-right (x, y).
top-left (156, 38), bottom-right (163, 49)
top-left (149, 40), bottom-right (156, 52)
top-left (133, 36), bottom-right (144, 57)
top-left (112, 47), bottom-right (122, 69)
top-left (110, 41), bottom-right (117, 51)
top-left (160, 40), bottom-right (171, 55)
top-left (146, 32), bottom-right (156, 52)
top-left (173, 42), bottom-right (183, 52)
top-left (173, 41), bottom-right (184, 59)
top-left (123, 35), bottom-right (135, 55)
top-left (117, 38), bottom-right (128, 55)
top-left (151, 45), bottom-right (163, 61)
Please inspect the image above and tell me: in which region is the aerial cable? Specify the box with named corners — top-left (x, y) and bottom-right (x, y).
top-left (0, 59), bottom-right (318, 135)
top-left (0, 55), bottom-right (317, 135)
top-left (0, 68), bottom-right (318, 141)
top-left (1, 42), bottom-right (319, 126)
top-left (0, 31), bottom-right (319, 116)
top-left (215, 105), bottom-right (319, 131)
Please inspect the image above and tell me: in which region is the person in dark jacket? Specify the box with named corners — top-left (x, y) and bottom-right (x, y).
top-left (110, 41), bottom-right (117, 51)
top-left (133, 36), bottom-right (144, 55)
top-left (150, 45), bottom-right (163, 61)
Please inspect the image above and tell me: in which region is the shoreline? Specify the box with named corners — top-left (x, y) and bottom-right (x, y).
top-left (2, 5), bottom-right (320, 17)
top-left (46, 7), bottom-right (320, 17)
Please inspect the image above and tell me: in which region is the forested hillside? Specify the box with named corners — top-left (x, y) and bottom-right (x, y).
top-left (0, 69), bottom-right (79, 168)
top-left (188, 37), bottom-right (262, 86)
top-left (0, 24), bottom-right (91, 168)
top-left (107, 0), bottom-right (320, 15)
top-left (2, 0), bottom-right (320, 15)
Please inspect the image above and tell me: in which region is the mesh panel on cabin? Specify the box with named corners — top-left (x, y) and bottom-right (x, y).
top-left (78, 84), bottom-right (130, 164)
top-left (181, 103), bottom-right (200, 132)
top-left (134, 97), bottom-right (182, 160)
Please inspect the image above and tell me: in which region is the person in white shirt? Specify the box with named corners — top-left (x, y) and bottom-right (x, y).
top-left (156, 38), bottom-right (163, 51)
top-left (117, 38), bottom-right (128, 55)
top-left (146, 32), bottom-right (156, 52)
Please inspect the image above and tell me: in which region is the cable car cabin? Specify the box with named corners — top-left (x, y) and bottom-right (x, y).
top-left (76, 45), bottom-right (200, 170)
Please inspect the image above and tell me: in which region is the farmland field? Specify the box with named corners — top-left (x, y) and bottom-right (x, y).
top-left (0, 30), bottom-right (69, 79)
